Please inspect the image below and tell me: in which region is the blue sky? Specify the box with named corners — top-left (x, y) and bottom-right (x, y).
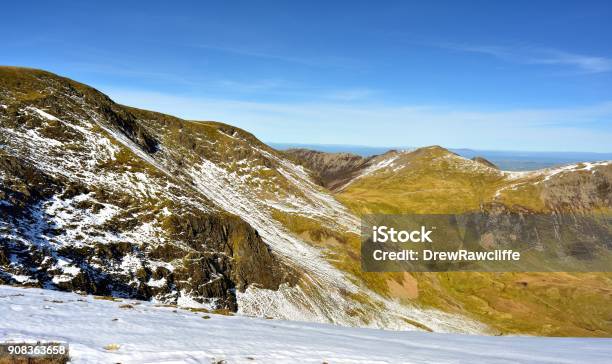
top-left (2, 1), bottom-right (612, 152)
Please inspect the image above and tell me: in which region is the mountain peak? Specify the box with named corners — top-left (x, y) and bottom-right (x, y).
top-left (472, 156), bottom-right (499, 169)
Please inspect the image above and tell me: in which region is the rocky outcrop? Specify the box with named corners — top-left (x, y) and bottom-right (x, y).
top-left (541, 164), bottom-right (612, 211)
top-left (284, 148), bottom-right (370, 191)
top-left (472, 156), bottom-right (499, 169)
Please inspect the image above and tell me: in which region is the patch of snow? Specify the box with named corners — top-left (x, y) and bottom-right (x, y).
top-left (217, 129), bottom-right (241, 140)
top-left (3, 126), bottom-right (63, 148)
top-left (502, 161), bottom-right (612, 182)
top-left (26, 106), bottom-right (60, 121)
top-left (496, 161), bottom-right (612, 197)
top-left (442, 153), bottom-right (503, 175)
top-left (540, 161), bottom-right (611, 182)
top-left (503, 170), bottom-right (536, 180)
top-left (175, 290), bottom-right (217, 310)
top-left (339, 154), bottom-right (400, 191)
top-left (7, 274), bottom-right (37, 284)
top-left (146, 277), bottom-right (167, 288)
top-left (120, 254), bottom-right (143, 272)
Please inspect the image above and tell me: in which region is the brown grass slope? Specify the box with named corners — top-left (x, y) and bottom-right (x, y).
top-left (289, 146), bottom-right (612, 337)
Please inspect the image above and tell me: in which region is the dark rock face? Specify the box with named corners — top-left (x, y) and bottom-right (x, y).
top-left (98, 103), bottom-right (160, 154)
top-left (471, 156), bottom-right (499, 169)
top-left (284, 149), bottom-right (370, 191)
top-left (541, 164), bottom-right (612, 211)
top-left (0, 67), bottom-right (298, 310)
top-left (152, 212), bottom-right (297, 308)
top-left (0, 152), bottom-right (59, 206)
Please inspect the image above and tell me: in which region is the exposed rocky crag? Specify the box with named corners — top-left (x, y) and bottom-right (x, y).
top-left (284, 149), bottom-right (369, 190)
top-left (471, 156), bottom-right (499, 169)
top-left (284, 148), bottom-right (407, 192)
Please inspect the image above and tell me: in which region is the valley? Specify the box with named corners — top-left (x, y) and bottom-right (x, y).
top-left (1, 67), bottom-right (611, 340)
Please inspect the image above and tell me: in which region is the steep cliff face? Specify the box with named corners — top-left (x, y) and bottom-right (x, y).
top-left (0, 67), bottom-right (482, 333)
top-left (283, 148), bottom-right (370, 190)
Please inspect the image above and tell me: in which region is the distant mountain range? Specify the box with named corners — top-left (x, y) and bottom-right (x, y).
top-left (271, 143), bottom-right (612, 171)
top-left (1, 67), bottom-right (611, 338)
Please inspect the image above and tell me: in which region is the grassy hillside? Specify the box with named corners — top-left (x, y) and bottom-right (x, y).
top-left (336, 146), bottom-right (507, 214)
top-left (290, 145), bottom-right (612, 337)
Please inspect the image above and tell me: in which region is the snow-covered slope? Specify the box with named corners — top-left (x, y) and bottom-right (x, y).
top-left (2, 285), bottom-right (611, 364)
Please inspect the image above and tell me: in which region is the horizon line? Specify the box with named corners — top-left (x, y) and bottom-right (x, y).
top-left (267, 141), bottom-right (612, 155)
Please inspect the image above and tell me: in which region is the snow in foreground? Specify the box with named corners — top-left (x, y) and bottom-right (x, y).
top-left (0, 286), bottom-right (610, 364)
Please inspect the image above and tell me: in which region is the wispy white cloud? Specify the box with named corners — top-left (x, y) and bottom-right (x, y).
top-left (67, 62), bottom-right (201, 86)
top-left (194, 43), bottom-right (357, 69)
top-left (196, 43), bottom-right (318, 65)
top-left (441, 43), bottom-right (612, 73)
top-left (528, 50), bottom-right (612, 73)
top-left (212, 80), bottom-right (378, 102)
top-left (101, 87), bottom-right (612, 152)
top-left (215, 79), bottom-right (290, 92)
top-left (323, 88), bottom-right (379, 101)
